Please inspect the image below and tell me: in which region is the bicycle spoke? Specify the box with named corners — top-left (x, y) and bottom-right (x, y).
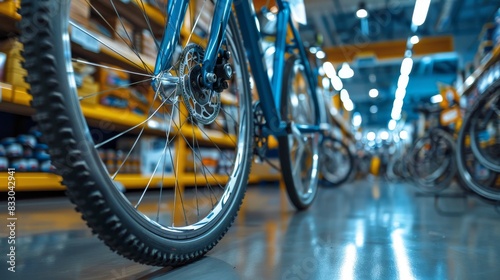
top-left (95, 98), bottom-right (169, 149)
top-left (78, 77), bottom-right (154, 101)
top-left (185, 0), bottom-right (208, 46)
top-left (85, 0), bottom-right (153, 74)
top-left (136, 0), bottom-right (161, 50)
top-left (70, 21), bottom-right (150, 72)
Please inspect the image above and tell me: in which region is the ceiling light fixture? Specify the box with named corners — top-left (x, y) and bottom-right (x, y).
top-left (316, 50), bottom-right (326, 59)
top-left (340, 89), bottom-right (350, 101)
top-left (380, 131), bottom-right (389, 140)
top-left (322, 77), bottom-right (330, 90)
top-left (388, 119), bottom-right (397, 130)
top-left (397, 74), bottom-right (409, 89)
top-left (367, 131), bottom-right (376, 141)
top-left (338, 63), bottom-right (354, 79)
top-left (331, 76), bottom-right (343, 91)
top-left (356, 2), bottom-right (368, 19)
top-left (399, 130), bottom-right (409, 140)
top-left (352, 112), bottom-right (362, 127)
top-left (410, 35), bottom-right (420, 45)
top-left (412, 0), bottom-right (431, 26)
top-left (400, 57), bottom-right (413, 76)
top-left (430, 94), bottom-right (443, 103)
top-left (323, 62), bottom-right (336, 79)
top-left (344, 100), bottom-right (354, 111)
top-left (369, 88), bottom-right (379, 98)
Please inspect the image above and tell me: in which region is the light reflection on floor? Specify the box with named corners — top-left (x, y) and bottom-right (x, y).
top-left (1, 177), bottom-right (500, 279)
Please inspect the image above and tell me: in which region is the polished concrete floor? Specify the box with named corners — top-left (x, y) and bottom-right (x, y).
top-left (2, 177), bottom-right (500, 279)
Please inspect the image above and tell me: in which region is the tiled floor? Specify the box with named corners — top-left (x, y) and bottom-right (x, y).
top-left (2, 177), bottom-right (500, 279)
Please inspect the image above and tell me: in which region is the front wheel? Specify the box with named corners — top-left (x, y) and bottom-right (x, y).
top-left (320, 137), bottom-right (354, 187)
top-left (278, 56), bottom-right (320, 210)
top-left (408, 128), bottom-right (456, 193)
top-left (456, 88), bottom-right (500, 201)
top-left (20, 0), bottom-right (252, 266)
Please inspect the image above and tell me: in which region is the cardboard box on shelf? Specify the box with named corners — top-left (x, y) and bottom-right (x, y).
top-left (114, 17), bottom-right (135, 47)
top-left (141, 29), bottom-right (158, 58)
top-left (70, 0), bottom-right (90, 28)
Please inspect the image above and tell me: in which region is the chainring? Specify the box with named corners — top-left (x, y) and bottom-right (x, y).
top-left (179, 43), bottom-right (221, 125)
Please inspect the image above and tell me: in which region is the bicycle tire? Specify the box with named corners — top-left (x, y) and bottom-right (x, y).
top-left (408, 128), bottom-right (456, 193)
top-left (320, 137), bottom-right (354, 187)
top-left (457, 91), bottom-right (500, 201)
top-left (278, 55), bottom-right (320, 210)
top-left (20, 0), bottom-right (252, 266)
top-left (469, 82), bottom-right (500, 172)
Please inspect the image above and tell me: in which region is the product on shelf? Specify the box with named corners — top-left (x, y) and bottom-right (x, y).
top-left (141, 29), bottom-right (158, 58)
top-left (114, 17), bottom-right (134, 47)
top-left (70, 0), bottom-right (91, 28)
top-left (0, 0), bottom-right (20, 19)
top-left (0, 52), bottom-right (6, 82)
top-left (0, 144), bottom-right (6, 171)
top-left (0, 39), bottom-right (29, 89)
top-left (139, 137), bottom-right (174, 176)
top-left (72, 60), bottom-right (100, 105)
top-left (0, 127), bottom-right (56, 173)
top-left (97, 64), bottom-right (131, 109)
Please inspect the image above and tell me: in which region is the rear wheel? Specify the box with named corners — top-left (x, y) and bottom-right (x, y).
top-left (457, 89), bottom-right (500, 201)
top-left (408, 128), bottom-right (456, 193)
top-left (20, 0), bottom-right (252, 266)
top-left (469, 83), bottom-right (500, 172)
top-left (320, 137), bottom-right (354, 187)
top-left (278, 56), bottom-right (320, 210)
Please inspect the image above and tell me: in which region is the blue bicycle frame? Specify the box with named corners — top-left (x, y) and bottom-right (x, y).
top-left (155, 0), bottom-right (321, 137)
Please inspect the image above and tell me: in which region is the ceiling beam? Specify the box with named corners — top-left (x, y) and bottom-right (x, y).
top-left (324, 35), bottom-right (454, 64)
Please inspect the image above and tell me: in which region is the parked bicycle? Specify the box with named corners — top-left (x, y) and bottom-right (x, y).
top-left (456, 79), bottom-right (500, 202)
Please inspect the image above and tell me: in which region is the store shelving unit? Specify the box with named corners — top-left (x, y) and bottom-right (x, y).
top-left (0, 1), bottom-right (281, 191)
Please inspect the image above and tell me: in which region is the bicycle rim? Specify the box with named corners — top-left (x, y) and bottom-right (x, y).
top-left (278, 56), bottom-right (320, 210)
top-left (20, 0), bottom-right (252, 265)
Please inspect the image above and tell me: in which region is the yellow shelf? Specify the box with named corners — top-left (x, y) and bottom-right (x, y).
top-left (0, 173), bottom-right (65, 191)
top-left (249, 173), bottom-right (281, 183)
top-left (3, 85), bottom-right (237, 147)
top-left (0, 172), bottom-right (235, 191)
top-left (459, 45), bottom-right (500, 96)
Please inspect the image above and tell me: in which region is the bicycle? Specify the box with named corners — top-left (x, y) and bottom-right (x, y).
top-left (456, 79), bottom-right (500, 201)
top-left (408, 103), bottom-right (457, 193)
top-left (19, 0), bottom-right (321, 266)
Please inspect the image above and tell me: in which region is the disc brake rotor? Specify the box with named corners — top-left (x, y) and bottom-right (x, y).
top-left (179, 43), bottom-right (221, 125)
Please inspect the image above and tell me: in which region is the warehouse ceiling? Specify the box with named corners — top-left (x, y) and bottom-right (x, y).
top-left (298, 0), bottom-right (499, 127)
